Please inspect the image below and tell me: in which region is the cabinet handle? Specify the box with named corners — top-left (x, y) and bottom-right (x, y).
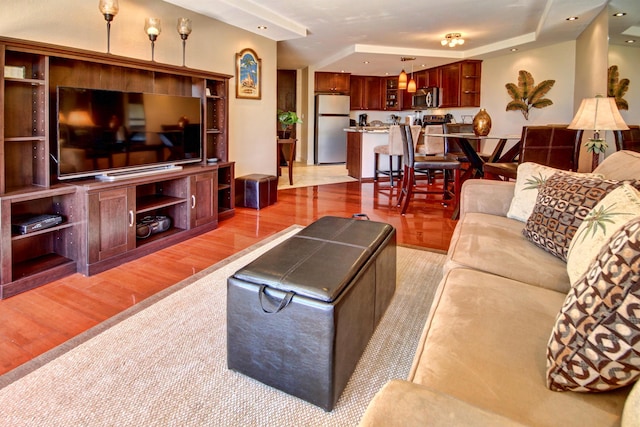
top-left (192, 195), bottom-right (196, 208)
top-left (129, 210), bottom-right (134, 227)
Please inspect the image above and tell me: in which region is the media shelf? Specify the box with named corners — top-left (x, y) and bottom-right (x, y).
top-left (0, 36), bottom-right (233, 297)
top-left (0, 185), bottom-right (79, 298)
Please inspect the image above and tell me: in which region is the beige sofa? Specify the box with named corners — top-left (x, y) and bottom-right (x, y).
top-left (359, 150), bottom-right (640, 426)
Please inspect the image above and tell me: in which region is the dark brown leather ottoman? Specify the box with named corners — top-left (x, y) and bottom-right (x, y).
top-left (235, 174), bottom-right (277, 209)
top-left (227, 216), bottom-right (396, 411)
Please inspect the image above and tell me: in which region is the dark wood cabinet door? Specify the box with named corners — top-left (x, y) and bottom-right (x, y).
top-left (350, 76), bottom-right (365, 109)
top-left (315, 72), bottom-right (350, 93)
top-left (88, 187), bottom-right (136, 263)
top-left (439, 63), bottom-right (461, 108)
top-left (363, 76), bottom-right (382, 110)
top-left (190, 172), bottom-right (216, 228)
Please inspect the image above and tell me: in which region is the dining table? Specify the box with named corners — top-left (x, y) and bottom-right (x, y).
top-left (425, 132), bottom-right (521, 180)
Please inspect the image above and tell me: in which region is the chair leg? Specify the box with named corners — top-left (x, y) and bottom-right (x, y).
top-left (397, 164), bottom-right (409, 208)
top-left (374, 153), bottom-right (379, 182)
top-left (388, 155), bottom-right (394, 187)
top-left (400, 167), bottom-right (415, 215)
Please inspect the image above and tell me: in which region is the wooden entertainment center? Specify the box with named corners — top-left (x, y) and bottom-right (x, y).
top-left (0, 36), bottom-right (234, 298)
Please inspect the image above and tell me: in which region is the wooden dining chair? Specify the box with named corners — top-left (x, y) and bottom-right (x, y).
top-left (483, 125), bottom-right (582, 180)
top-left (396, 124), bottom-right (461, 216)
top-left (373, 125), bottom-right (421, 187)
top-left (614, 125), bottom-right (640, 152)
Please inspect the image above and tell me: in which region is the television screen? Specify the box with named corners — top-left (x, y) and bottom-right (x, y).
top-left (56, 87), bottom-right (202, 180)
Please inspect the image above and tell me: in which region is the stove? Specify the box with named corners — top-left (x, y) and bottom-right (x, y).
top-left (422, 114), bottom-right (451, 125)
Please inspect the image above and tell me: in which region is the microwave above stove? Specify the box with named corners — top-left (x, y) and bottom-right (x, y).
top-left (412, 87), bottom-right (440, 109)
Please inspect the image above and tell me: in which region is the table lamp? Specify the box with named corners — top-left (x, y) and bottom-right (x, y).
top-left (568, 95), bottom-right (628, 169)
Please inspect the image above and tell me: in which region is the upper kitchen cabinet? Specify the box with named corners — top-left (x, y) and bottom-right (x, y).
top-left (315, 72), bottom-right (350, 94)
top-left (439, 60), bottom-right (482, 108)
top-left (383, 77), bottom-right (401, 111)
top-left (350, 76), bottom-right (381, 110)
top-left (459, 60), bottom-right (482, 107)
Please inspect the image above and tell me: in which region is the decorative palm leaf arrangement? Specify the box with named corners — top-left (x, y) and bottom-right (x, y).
top-left (505, 70), bottom-right (555, 120)
top-left (608, 65), bottom-right (630, 110)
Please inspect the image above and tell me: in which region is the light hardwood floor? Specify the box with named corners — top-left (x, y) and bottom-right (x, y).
top-left (0, 179), bottom-right (457, 376)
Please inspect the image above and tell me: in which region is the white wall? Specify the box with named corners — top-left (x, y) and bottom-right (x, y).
top-left (0, 0), bottom-right (278, 178)
top-left (609, 44), bottom-right (640, 126)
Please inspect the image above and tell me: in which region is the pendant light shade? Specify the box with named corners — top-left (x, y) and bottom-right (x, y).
top-left (398, 69), bottom-right (408, 90)
top-left (407, 78), bottom-right (416, 93)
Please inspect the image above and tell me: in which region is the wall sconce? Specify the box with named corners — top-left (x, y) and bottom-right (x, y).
top-left (144, 18), bottom-right (162, 61)
top-left (441, 33), bottom-right (464, 47)
top-left (98, 0), bottom-right (119, 53)
top-left (177, 18), bottom-right (192, 67)
top-left (568, 95), bottom-right (629, 169)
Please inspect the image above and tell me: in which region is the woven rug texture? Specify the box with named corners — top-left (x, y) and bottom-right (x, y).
top-left (0, 226), bottom-right (445, 426)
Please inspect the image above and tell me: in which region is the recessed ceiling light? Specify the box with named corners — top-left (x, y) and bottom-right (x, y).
top-left (613, 12), bottom-right (626, 17)
top-left (625, 39), bottom-right (636, 44)
top-left (363, 61), bottom-right (369, 64)
top-left (257, 25), bottom-right (267, 30)
top-left (510, 48), bottom-right (518, 52)
top-left (566, 16), bottom-right (579, 21)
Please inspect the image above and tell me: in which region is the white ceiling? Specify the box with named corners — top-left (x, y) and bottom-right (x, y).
top-left (164, 0), bottom-right (639, 76)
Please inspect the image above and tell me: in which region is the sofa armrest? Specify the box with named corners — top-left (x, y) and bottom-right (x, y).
top-left (358, 380), bottom-right (524, 426)
top-left (459, 179), bottom-right (515, 218)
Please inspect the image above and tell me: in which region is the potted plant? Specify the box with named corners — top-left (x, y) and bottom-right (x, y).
top-left (277, 110), bottom-right (302, 139)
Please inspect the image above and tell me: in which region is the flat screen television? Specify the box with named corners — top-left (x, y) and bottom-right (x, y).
top-left (56, 87), bottom-right (202, 180)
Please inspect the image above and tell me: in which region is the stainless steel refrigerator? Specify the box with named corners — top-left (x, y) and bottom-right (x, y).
top-left (315, 94), bottom-right (350, 164)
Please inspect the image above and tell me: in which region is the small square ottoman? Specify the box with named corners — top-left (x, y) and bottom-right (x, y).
top-left (227, 216), bottom-right (396, 411)
top-left (235, 174), bottom-right (277, 209)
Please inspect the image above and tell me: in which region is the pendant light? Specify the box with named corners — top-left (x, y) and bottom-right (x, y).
top-left (407, 63), bottom-right (416, 93)
top-left (398, 69), bottom-right (408, 90)
top-left (398, 57), bottom-right (416, 91)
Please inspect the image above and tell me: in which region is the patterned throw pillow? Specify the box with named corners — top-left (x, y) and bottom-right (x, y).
top-left (546, 215), bottom-right (640, 392)
top-left (567, 184), bottom-right (640, 283)
top-left (507, 163), bottom-right (603, 223)
top-left (523, 173), bottom-right (627, 261)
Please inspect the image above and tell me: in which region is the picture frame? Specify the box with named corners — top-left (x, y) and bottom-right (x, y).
top-left (235, 48), bottom-right (261, 100)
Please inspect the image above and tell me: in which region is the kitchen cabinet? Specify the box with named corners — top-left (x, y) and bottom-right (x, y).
top-left (459, 60), bottom-right (482, 107)
top-left (315, 72), bottom-right (350, 93)
top-left (350, 76), bottom-right (382, 110)
top-left (439, 60), bottom-right (482, 108)
top-left (383, 77), bottom-right (401, 111)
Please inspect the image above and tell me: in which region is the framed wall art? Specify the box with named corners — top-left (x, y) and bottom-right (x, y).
top-left (236, 48), bottom-right (261, 100)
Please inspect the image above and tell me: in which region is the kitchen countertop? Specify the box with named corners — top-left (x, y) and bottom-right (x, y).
top-left (344, 126), bottom-right (391, 133)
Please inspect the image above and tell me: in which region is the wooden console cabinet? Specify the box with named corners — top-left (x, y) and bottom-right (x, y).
top-left (0, 36), bottom-right (233, 298)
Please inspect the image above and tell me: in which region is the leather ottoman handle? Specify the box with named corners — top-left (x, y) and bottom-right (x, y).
top-left (258, 286), bottom-right (294, 314)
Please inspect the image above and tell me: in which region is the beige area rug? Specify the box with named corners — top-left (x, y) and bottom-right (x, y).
top-left (278, 163), bottom-right (357, 189)
top-left (0, 226), bottom-right (445, 427)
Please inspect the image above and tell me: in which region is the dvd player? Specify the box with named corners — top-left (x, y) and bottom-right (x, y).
top-left (12, 213), bottom-right (64, 235)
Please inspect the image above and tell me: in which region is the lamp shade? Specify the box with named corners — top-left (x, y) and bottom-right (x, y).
top-left (398, 70), bottom-right (407, 90)
top-left (407, 78), bottom-right (416, 93)
top-left (568, 97), bottom-right (629, 131)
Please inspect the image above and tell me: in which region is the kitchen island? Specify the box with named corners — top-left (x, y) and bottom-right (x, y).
top-left (345, 127), bottom-right (390, 180)
top-left (345, 126), bottom-right (432, 181)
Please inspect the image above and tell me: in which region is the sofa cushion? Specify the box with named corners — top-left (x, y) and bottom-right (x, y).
top-left (567, 184), bottom-right (640, 283)
top-left (359, 380), bottom-right (524, 426)
top-left (507, 162), bottom-right (602, 223)
top-left (409, 268), bottom-right (629, 426)
top-left (546, 214), bottom-right (640, 392)
top-left (445, 212), bottom-right (570, 293)
top-left (594, 150), bottom-right (640, 181)
top-left (523, 173), bottom-right (628, 261)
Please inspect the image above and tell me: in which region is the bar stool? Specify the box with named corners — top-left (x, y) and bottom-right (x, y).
top-left (374, 125), bottom-right (421, 187)
top-left (397, 124), bottom-right (461, 216)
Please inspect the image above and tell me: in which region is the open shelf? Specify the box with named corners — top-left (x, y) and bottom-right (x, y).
top-left (137, 194), bottom-right (186, 213)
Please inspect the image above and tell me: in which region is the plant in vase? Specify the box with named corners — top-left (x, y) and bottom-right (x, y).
top-left (277, 110), bottom-right (302, 139)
